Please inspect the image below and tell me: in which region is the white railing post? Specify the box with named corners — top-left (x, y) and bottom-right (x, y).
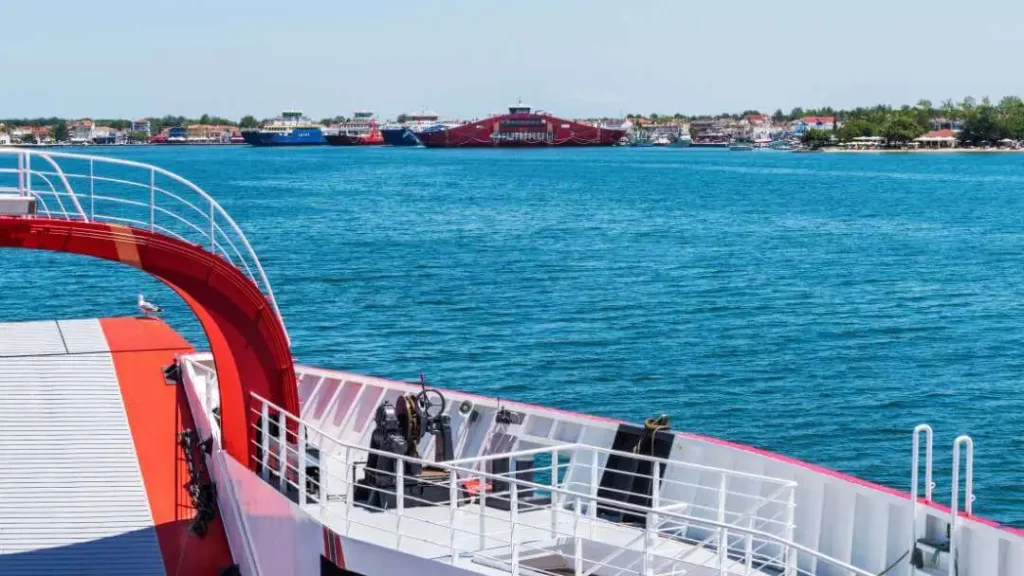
top-left (510, 480), bottom-right (520, 576)
top-left (449, 468), bottom-right (458, 564)
top-left (911, 424), bottom-right (933, 576)
top-left (24, 153), bottom-right (31, 195)
top-left (551, 448), bottom-right (559, 538)
top-left (17, 152), bottom-right (24, 195)
top-left (88, 158), bottom-right (95, 221)
top-left (149, 168), bottom-right (155, 232)
top-left (950, 435), bottom-right (974, 576)
top-left (345, 446), bottom-right (353, 535)
top-left (745, 515), bottom-right (754, 575)
top-left (277, 411), bottom-right (288, 492)
top-left (717, 474), bottom-right (727, 576)
top-left (396, 458), bottom-right (404, 550)
top-left (589, 449), bottom-right (599, 531)
top-left (209, 201), bottom-right (216, 252)
top-left (644, 462), bottom-right (659, 576)
top-left (478, 472), bottom-right (487, 552)
top-left (785, 488), bottom-right (797, 576)
top-left (298, 422), bottom-right (307, 506)
top-left (574, 496), bottom-right (583, 576)
top-left (259, 401), bottom-right (270, 480)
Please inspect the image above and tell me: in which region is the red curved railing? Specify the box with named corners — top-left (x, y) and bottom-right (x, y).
top-left (0, 149), bottom-right (296, 466)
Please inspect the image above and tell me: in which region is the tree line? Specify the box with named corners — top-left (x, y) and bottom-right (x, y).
top-left (1, 114), bottom-right (262, 141)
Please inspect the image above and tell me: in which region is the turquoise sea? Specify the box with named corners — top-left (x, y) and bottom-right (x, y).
top-left (2, 146), bottom-right (1023, 526)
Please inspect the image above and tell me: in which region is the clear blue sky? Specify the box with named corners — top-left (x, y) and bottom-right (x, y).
top-left (3, 0), bottom-right (1022, 120)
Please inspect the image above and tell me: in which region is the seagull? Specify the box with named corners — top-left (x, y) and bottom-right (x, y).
top-left (138, 294), bottom-right (162, 318)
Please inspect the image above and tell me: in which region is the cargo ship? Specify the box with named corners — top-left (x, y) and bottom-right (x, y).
top-left (241, 110), bottom-right (326, 146)
top-left (416, 103), bottom-right (627, 147)
top-left (325, 110), bottom-right (384, 146)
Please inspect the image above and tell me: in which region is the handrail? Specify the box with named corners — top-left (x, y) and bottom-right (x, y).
top-left (248, 391), bottom-right (875, 576)
top-left (949, 435), bottom-right (974, 576)
top-left (0, 148), bottom-right (287, 341)
top-left (910, 423), bottom-right (933, 576)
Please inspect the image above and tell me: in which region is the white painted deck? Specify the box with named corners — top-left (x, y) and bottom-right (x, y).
top-left (306, 501), bottom-right (774, 576)
top-left (0, 319), bottom-right (165, 575)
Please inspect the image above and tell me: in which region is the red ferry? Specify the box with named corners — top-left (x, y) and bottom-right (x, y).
top-left (417, 103), bottom-right (627, 147)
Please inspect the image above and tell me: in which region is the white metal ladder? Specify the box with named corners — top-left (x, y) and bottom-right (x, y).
top-left (910, 423), bottom-right (935, 576)
top-left (948, 435), bottom-right (974, 576)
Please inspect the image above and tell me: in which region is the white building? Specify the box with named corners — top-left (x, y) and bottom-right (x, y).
top-left (0, 132), bottom-right (10, 146)
top-left (131, 119), bottom-right (151, 137)
top-left (69, 120), bottom-right (95, 143)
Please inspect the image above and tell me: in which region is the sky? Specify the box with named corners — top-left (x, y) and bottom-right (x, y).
top-left (2, 0), bottom-right (1023, 121)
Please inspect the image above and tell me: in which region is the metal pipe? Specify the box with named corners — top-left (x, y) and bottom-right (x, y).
top-left (718, 474), bottom-right (728, 575)
top-left (298, 423), bottom-right (307, 506)
top-left (551, 448), bottom-right (559, 538)
top-left (449, 469), bottom-right (457, 564)
top-left (89, 158), bottom-right (94, 221)
top-left (397, 458), bottom-right (404, 550)
top-left (911, 423), bottom-right (933, 576)
top-left (950, 435), bottom-right (974, 576)
top-left (149, 168), bottom-right (156, 231)
top-left (510, 480), bottom-right (519, 576)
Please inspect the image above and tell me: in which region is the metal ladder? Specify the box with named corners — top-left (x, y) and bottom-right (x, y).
top-left (909, 425), bottom-right (974, 576)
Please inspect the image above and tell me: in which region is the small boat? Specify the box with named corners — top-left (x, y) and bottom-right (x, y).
top-left (729, 142), bottom-right (754, 151)
top-left (668, 134), bottom-right (692, 148)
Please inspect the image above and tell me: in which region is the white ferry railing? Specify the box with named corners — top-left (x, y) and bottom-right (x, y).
top-left (246, 392), bottom-right (877, 576)
top-left (0, 148), bottom-right (287, 339)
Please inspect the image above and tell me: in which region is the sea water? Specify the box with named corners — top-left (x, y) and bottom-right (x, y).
top-left (2, 146), bottom-right (1023, 526)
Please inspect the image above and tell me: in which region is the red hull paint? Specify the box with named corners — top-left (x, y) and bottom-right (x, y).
top-left (0, 217), bottom-right (297, 468)
top-left (418, 112), bottom-right (625, 147)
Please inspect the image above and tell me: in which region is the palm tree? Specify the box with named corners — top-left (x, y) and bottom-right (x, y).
top-left (941, 99), bottom-right (956, 122)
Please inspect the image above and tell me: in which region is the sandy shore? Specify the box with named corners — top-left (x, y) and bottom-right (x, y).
top-left (822, 147), bottom-right (1024, 154)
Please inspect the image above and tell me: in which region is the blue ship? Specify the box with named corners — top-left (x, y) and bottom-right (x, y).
top-left (241, 110), bottom-right (327, 146)
top-left (381, 125), bottom-right (421, 146)
top-left (379, 111), bottom-right (449, 146)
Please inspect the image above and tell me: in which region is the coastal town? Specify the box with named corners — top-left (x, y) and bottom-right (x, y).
top-left (2, 96), bottom-right (1023, 150)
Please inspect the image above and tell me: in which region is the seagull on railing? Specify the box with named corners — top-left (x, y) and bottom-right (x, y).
top-left (138, 294), bottom-right (162, 318)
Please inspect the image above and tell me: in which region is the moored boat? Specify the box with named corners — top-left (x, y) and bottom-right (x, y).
top-left (417, 103), bottom-right (627, 147)
top-left (381, 111), bottom-right (449, 146)
top-left (241, 110), bottom-right (327, 146)
top-left (325, 110), bottom-right (384, 146)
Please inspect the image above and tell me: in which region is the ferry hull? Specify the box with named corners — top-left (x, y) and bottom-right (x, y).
top-left (381, 127), bottom-right (422, 146)
top-left (241, 130), bottom-right (326, 146)
top-left (325, 133), bottom-right (384, 146)
top-left (417, 114), bottom-right (626, 148)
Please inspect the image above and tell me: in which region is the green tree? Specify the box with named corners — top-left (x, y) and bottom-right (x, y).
top-left (880, 114), bottom-right (924, 146)
top-left (801, 128), bottom-right (833, 149)
top-left (199, 113), bottom-right (211, 125)
top-left (239, 115), bottom-right (258, 128)
top-left (773, 108), bottom-right (786, 122)
top-left (960, 102), bottom-right (1001, 145)
top-left (789, 107), bottom-right (805, 121)
top-left (836, 118), bottom-right (877, 141)
top-left (649, 113), bottom-right (659, 123)
top-left (49, 122), bottom-right (69, 142)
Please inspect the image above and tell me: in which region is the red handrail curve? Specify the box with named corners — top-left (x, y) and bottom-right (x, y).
top-left (0, 216), bottom-right (297, 467)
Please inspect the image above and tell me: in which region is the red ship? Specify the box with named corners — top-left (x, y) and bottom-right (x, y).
top-left (416, 103), bottom-right (627, 147)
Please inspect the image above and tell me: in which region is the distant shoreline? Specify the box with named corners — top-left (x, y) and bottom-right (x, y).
top-left (820, 147), bottom-right (1024, 154)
